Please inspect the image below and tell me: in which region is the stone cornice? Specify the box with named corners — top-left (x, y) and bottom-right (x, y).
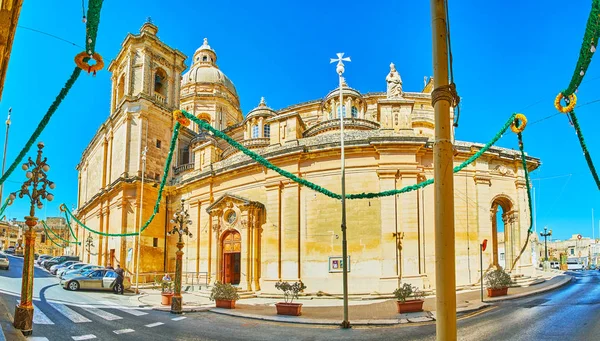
top-left (473, 173), bottom-right (492, 186)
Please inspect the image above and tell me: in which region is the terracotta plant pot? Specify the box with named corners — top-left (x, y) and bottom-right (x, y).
top-left (487, 287), bottom-right (508, 297)
top-left (215, 299), bottom-right (236, 309)
top-left (275, 302), bottom-right (303, 316)
top-left (396, 299), bottom-right (424, 313)
top-left (161, 293), bottom-right (174, 305)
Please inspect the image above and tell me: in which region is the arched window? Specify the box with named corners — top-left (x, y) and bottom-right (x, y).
top-left (263, 124), bottom-right (270, 138)
top-left (252, 125), bottom-right (259, 138)
top-left (351, 106), bottom-right (358, 118)
top-left (203, 56), bottom-right (208, 62)
top-left (154, 68), bottom-right (167, 97)
top-left (337, 105), bottom-right (347, 118)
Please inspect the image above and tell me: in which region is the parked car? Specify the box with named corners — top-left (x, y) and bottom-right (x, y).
top-left (0, 253), bottom-right (9, 270)
top-left (44, 255), bottom-right (80, 270)
top-left (36, 255), bottom-right (52, 266)
top-left (4, 247), bottom-right (15, 255)
top-left (61, 265), bottom-right (103, 280)
top-left (62, 269), bottom-right (131, 292)
top-left (56, 262), bottom-right (86, 278)
top-left (567, 260), bottom-right (584, 271)
top-left (50, 261), bottom-right (79, 275)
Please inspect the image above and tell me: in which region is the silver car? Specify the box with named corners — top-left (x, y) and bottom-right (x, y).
top-left (62, 269), bottom-right (131, 291)
top-left (56, 262), bottom-right (86, 277)
top-left (0, 253), bottom-right (9, 270)
top-left (61, 265), bottom-right (103, 280)
top-left (50, 261), bottom-right (78, 275)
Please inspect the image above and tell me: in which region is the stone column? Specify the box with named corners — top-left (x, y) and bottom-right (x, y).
top-left (264, 181), bottom-right (281, 281)
top-left (281, 181), bottom-right (300, 280)
top-left (378, 170), bottom-right (398, 292)
top-left (474, 171), bottom-right (493, 271)
top-left (253, 211), bottom-right (261, 290)
top-left (399, 172), bottom-right (421, 283)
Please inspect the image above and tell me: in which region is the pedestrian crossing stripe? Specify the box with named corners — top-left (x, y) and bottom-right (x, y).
top-left (113, 328), bottom-right (134, 335)
top-left (72, 335), bottom-right (96, 340)
top-left (0, 325), bottom-right (5, 341)
top-left (172, 316), bottom-right (187, 321)
top-left (145, 322), bottom-right (164, 328)
top-left (48, 302), bottom-right (92, 323)
top-left (83, 307), bottom-right (122, 321)
top-left (99, 301), bottom-right (148, 316)
top-left (16, 301), bottom-right (53, 325)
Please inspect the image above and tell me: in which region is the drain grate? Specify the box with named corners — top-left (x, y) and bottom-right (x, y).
top-left (522, 298), bottom-right (549, 308)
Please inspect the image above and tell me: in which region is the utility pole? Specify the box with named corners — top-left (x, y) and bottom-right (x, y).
top-left (0, 108), bottom-right (12, 204)
top-left (330, 52), bottom-right (351, 329)
top-left (431, 0), bottom-right (457, 339)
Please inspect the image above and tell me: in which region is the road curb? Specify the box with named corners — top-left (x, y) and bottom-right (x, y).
top-left (484, 275), bottom-right (573, 303)
top-left (0, 295), bottom-right (26, 341)
top-left (208, 308), bottom-right (435, 326)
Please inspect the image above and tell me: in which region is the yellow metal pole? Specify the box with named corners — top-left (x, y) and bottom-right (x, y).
top-left (430, 0), bottom-right (457, 340)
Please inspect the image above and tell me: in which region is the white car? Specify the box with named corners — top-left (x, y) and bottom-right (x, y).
top-left (50, 261), bottom-right (79, 275)
top-left (567, 260), bottom-right (584, 270)
top-left (0, 253), bottom-right (9, 270)
top-left (57, 262), bottom-right (87, 277)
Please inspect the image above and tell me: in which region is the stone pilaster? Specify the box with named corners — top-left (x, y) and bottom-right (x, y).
top-left (399, 172), bottom-right (421, 285)
top-left (378, 170), bottom-right (398, 292)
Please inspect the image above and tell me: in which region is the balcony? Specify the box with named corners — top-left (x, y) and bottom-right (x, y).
top-left (153, 93), bottom-right (166, 105)
top-left (303, 118), bottom-right (380, 137)
top-left (222, 138), bottom-right (270, 159)
top-left (173, 163), bottom-right (194, 175)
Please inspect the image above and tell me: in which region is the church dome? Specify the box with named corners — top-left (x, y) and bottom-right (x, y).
top-left (181, 38), bottom-right (238, 97)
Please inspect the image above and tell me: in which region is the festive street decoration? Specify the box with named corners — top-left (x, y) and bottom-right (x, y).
top-left (510, 113), bottom-right (527, 134)
top-left (74, 51), bottom-right (104, 75)
top-left (553, 93), bottom-right (577, 113)
top-left (173, 110), bottom-right (191, 127)
top-left (41, 220), bottom-right (80, 245)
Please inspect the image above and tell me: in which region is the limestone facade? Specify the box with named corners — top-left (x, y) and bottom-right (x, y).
top-left (75, 23), bottom-right (540, 295)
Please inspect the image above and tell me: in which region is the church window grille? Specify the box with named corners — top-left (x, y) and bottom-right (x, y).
top-left (351, 106), bottom-right (358, 118)
top-left (252, 125), bottom-right (259, 138)
top-left (337, 105), bottom-right (347, 118)
top-left (156, 140), bottom-right (162, 148)
top-left (263, 124), bottom-right (270, 138)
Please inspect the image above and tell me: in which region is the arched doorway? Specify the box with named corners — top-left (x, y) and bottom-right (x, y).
top-left (221, 230), bottom-right (241, 285)
top-left (490, 195), bottom-right (515, 270)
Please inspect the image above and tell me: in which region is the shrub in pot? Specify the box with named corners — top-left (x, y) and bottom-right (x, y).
top-left (274, 281), bottom-right (307, 316)
top-left (158, 277), bottom-right (174, 306)
top-left (485, 268), bottom-right (513, 297)
top-left (393, 283), bottom-right (425, 313)
top-left (210, 281), bottom-right (240, 309)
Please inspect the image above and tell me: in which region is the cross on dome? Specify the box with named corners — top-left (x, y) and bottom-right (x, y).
top-left (259, 97), bottom-right (266, 107)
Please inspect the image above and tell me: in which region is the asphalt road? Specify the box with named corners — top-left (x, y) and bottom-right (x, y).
top-left (1, 255), bottom-right (598, 340)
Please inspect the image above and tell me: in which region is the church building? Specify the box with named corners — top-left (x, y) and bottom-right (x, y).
top-left (74, 22), bottom-right (539, 295)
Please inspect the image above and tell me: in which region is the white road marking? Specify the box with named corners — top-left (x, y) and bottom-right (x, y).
top-left (83, 307), bottom-right (122, 321)
top-left (49, 302), bottom-right (92, 323)
top-left (16, 300), bottom-right (53, 325)
top-left (145, 322), bottom-right (164, 328)
top-left (27, 338), bottom-right (50, 341)
top-left (171, 316), bottom-right (187, 321)
top-left (0, 324), bottom-right (5, 341)
top-left (99, 300), bottom-right (148, 316)
top-left (72, 335), bottom-right (97, 340)
top-left (113, 329), bottom-right (135, 335)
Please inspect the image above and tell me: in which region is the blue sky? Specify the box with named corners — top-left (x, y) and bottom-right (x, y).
top-left (0, 1), bottom-right (598, 241)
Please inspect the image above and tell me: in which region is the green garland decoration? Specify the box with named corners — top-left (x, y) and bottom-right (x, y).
top-left (562, 0), bottom-right (600, 97)
top-left (510, 131), bottom-right (535, 271)
top-left (0, 0), bottom-right (105, 187)
top-left (63, 210), bottom-right (78, 240)
top-left (569, 110), bottom-right (600, 189)
top-left (0, 198), bottom-right (9, 219)
top-left (41, 220), bottom-right (80, 245)
top-left (559, 0), bottom-right (600, 189)
top-left (181, 110), bottom-right (517, 200)
top-left (42, 226), bottom-right (67, 249)
top-left (60, 122), bottom-right (181, 237)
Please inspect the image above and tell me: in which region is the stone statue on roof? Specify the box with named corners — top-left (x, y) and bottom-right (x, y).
top-left (386, 62), bottom-right (403, 98)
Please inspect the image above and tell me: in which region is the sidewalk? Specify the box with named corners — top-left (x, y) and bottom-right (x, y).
top-left (137, 271), bottom-right (572, 326)
top-left (0, 296), bottom-right (26, 341)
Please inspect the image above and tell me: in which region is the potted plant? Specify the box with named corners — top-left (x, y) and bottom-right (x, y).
top-left (393, 283), bottom-right (425, 313)
top-left (210, 281), bottom-right (240, 309)
top-left (485, 268), bottom-right (513, 297)
top-left (274, 281), bottom-right (307, 316)
top-left (159, 277), bottom-right (174, 305)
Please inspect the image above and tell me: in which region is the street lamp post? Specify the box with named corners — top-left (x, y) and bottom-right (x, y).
top-left (85, 235), bottom-right (94, 263)
top-left (0, 108), bottom-right (12, 204)
top-left (7, 142), bottom-right (55, 336)
top-left (540, 227), bottom-right (552, 262)
top-left (330, 52), bottom-right (351, 329)
top-left (168, 198), bottom-right (192, 314)
top-left (135, 146), bottom-right (148, 294)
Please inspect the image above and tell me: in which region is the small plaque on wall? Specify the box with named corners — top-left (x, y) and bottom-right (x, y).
top-left (329, 256), bottom-right (351, 273)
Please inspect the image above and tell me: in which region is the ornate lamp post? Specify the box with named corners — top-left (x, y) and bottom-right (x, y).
top-left (168, 198), bottom-right (192, 314)
top-left (8, 142), bottom-right (55, 335)
top-left (85, 235), bottom-right (94, 263)
top-left (540, 226), bottom-right (552, 262)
